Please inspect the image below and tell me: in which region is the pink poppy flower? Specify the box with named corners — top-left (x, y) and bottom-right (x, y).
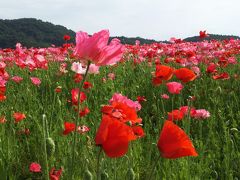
top-left (108, 73), bottom-right (115, 80)
top-left (161, 94), bottom-right (169, 99)
top-left (30, 77), bottom-right (41, 86)
top-left (0, 116), bottom-right (7, 123)
top-left (228, 57), bottom-right (237, 64)
top-left (166, 82), bottom-right (184, 94)
top-left (135, 40), bottom-right (140, 45)
top-left (0, 77), bottom-right (7, 87)
top-left (191, 66), bottom-right (201, 76)
top-left (29, 162), bottom-right (41, 173)
top-left (0, 62), bottom-right (6, 69)
top-left (109, 93), bottom-right (141, 111)
top-left (59, 63), bottom-right (68, 74)
top-left (11, 76), bottom-right (23, 83)
top-left (89, 64), bottom-right (100, 74)
top-left (192, 109), bottom-right (210, 119)
top-left (71, 62), bottom-right (86, 74)
top-left (74, 30), bottom-right (125, 66)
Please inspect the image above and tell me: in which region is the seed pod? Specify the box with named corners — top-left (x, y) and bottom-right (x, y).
top-left (46, 137), bottom-right (55, 157)
top-left (127, 168), bottom-right (135, 180)
top-left (84, 169), bottom-right (93, 180)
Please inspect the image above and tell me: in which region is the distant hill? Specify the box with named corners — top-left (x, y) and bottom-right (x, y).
top-left (0, 18), bottom-right (75, 48)
top-left (184, 34), bottom-right (240, 42)
top-left (0, 18), bottom-right (162, 48)
top-left (1, 18), bottom-right (240, 48)
top-left (111, 36), bottom-right (161, 45)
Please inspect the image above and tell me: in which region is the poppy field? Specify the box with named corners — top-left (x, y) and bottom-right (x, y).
top-left (0, 30), bottom-right (240, 180)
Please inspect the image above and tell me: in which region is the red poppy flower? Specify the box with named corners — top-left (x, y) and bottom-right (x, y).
top-left (136, 96), bottom-right (147, 103)
top-left (63, 35), bottom-right (71, 41)
top-left (199, 30), bottom-right (209, 38)
top-left (13, 112), bottom-right (26, 123)
top-left (174, 68), bottom-right (197, 83)
top-left (55, 86), bottom-right (62, 93)
top-left (152, 65), bottom-right (174, 85)
top-left (79, 107), bottom-right (90, 117)
top-left (0, 86), bottom-right (6, 95)
top-left (0, 94), bottom-right (6, 102)
top-left (157, 120), bottom-right (198, 159)
top-left (179, 106), bottom-right (196, 116)
top-left (206, 63), bottom-right (217, 74)
top-left (152, 77), bottom-right (163, 86)
top-left (155, 65), bottom-right (174, 81)
top-left (132, 126), bottom-right (145, 138)
top-left (83, 82), bottom-right (93, 89)
top-left (63, 122), bottom-right (76, 135)
top-left (167, 110), bottom-right (184, 121)
top-left (212, 72), bottom-right (230, 80)
top-left (101, 102), bottom-right (142, 125)
top-left (71, 88), bottom-right (87, 106)
top-left (218, 57), bottom-right (228, 67)
top-left (73, 73), bottom-right (83, 83)
top-left (49, 167), bottom-right (63, 180)
top-left (95, 115), bottom-right (136, 158)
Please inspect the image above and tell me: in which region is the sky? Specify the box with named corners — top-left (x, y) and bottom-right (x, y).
top-left (0, 0), bottom-right (240, 41)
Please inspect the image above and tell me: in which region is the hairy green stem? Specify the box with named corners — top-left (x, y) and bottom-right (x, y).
top-left (70, 61), bottom-right (91, 179)
top-left (96, 148), bottom-right (103, 180)
top-left (42, 114), bottom-right (50, 180)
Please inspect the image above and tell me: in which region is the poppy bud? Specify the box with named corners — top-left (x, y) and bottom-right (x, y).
top-left (127, 168), bottom-right (135, 180)
top-left (46, 137), bottom-right (55, 157)
top-left (57, 97), bottom-right (62, 106)
top-left (216, 86), bottom-right (222, 93)
top-left (230, 128), bottom-right (239, 132)
top-left (84, 169), bottom-right (93, 180)
top-left (230, 139), bottom-right (235, 149)
top-left (212, 170), bottom-right (218, 179)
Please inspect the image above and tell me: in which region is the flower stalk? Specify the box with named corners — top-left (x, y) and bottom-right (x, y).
top-left (69, 61), bottom-right (91, 179)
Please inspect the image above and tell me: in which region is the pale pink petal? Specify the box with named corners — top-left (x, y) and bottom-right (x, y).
top-left (110, 93), bottom-right (141, 111)
top-left (88, 64), bottom-right (100, 74)
top-left (11, 76), bottom-right (23, 83)
top-left (71, 62), bottom-right (86, 74)
top-left (30, 77), bottom-right (41, 86)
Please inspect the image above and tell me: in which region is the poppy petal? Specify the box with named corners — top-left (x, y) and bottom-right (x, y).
top-left (102, 136), bottom-right (129, 158)
top-left (158, 121), bottom-right (198, 159)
